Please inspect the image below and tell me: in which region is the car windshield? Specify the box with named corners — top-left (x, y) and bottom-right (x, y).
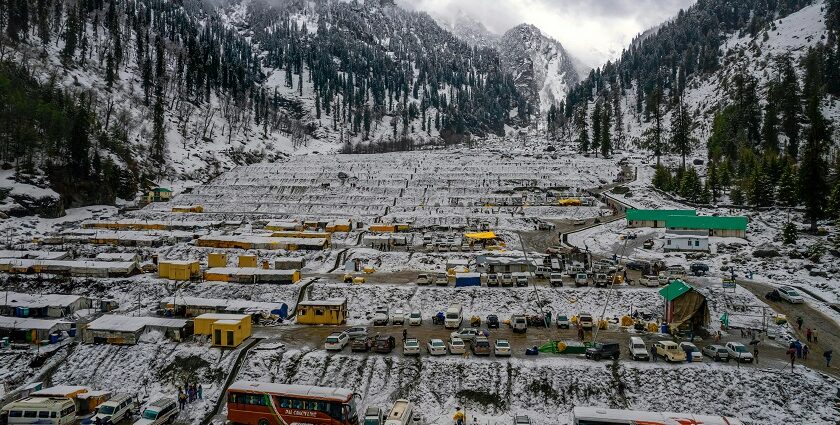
top-left (476, 341), bottom-right (489, 347)
top-left (451, 339), bottom-right (463, 345)
top-left (410, 313), bottom-right (420, 318)
top-left (326, 337), bottom-right (338, 343)
top-left (375, 310), bottom-right (387, 315)
top-left (99, 406), bottom-right (116, 415)
top-left (732, 345), bottom-right (747, 353)
top-left (432, 341), bottom-right (445, 347)
top-left (142, 410), bottom-right (158, 420)
top-left (558, 316), bottom-right (568, 321)
top-left (497, 341), bottom-right (509, 347)
top-left (787, 289), bottom-right (800, 296)
top-left (406, 340), bottom-right (418, 346)
top-left (633, 344), bottom-right (645, 349)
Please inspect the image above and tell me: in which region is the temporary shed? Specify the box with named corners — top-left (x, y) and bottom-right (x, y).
top-left (0, 250), bottom-right (71, 260)
top-left (296, 298), bottom-right (347, 325)
top-left (82, 315), bottom-right (190, 345)
top-left (211, 319), bottom-right (250, 347)
top-left (626, 209), bottom-right (697, 228)
top-left (1, 292), bottom-right (91, 318)
top-left (665, 215), bottom-right (749, 238)
top-left (659, 280), bottom-right (710, 333)
top-left (0, 316), bottom-right (70, 343)
top-left (327, 219), bottom-right (352, 232)
top-left (159, 296), bottom-right (287, 318)
top-left (0, 259), bottom-right (139, 277)
top-left (196, 235), bottom-right (328, 250)
top-left (664, 234), bottom-right (709, 252)
top-left (475, 254), bottom-right (540, 273)
top-left (194, 313), bottom-right (251, 336)
top-left (368, 224), bottom-right (396, 233)
top-left (171, 205), bottom-right (204, 213)
top-left (454, 272), bottom-right (481, 288)
top-left (158, 260), bottom-right (200, 280)
top-left (95, 253), bottom-right (141, 263)
top-left (203, 267), bottom-right (300, 284)
top-left (208, 252), bottom-right (228, 268)
top-left (274, 257), bottom-right (305, 270)
top-left (271, 231), bottom-right (332, 241)
top-left (264, 221), bottom-right (301, 231)
top-left (238, 255), bottom-right (258, 268)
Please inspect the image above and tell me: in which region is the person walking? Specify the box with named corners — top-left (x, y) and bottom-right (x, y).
top-left (753, 344), bottom-right (758, 364)
top-left (807, 328), bottom-right (812, 343)
top-left (178, 392), bottom-right (186, 410)
top-left (453, 407), bottom-right (466, 425)
top-left (402, 329), bottom-right (407, 342)
top-left (813, 328), bottom-right (819, 343)
top-left (825, 350), bottom-right (833, 368)
top-left (796, 316), bottom-right (804, 331)
top-left (198, 384), bottom-right (203, 400)
top-left (787, 347), bottom-right (796, 371)
top-left (651, 345), bottom-right (657, 362)
top-left (803, 344), bottom-right (809, 360)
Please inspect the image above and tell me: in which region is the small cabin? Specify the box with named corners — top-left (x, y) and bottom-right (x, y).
top-left (296, 298), bottom-right (347, 325)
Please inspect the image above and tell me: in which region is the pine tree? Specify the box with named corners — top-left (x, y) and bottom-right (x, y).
top-left (600, 105), bottom-right (611, 158)
top-left (652, 166), bottom-right (672, 192)
top-left (730, 184), bottom-right (745, 205)
top-left (670, 98), bottom-right (695, 169)
top-left (708, 162), bottom-right (720, 202)
top-left (642, 87), bottom-right (665, 165)
top-left (782, 221), bottom-right (798, 245)
top-left (778, 56), bottom-right (802, 158)
top-left (576, 106), bottom-right (589, 153)
top-left (61, 6), bottom-right (79, 64)
top-left (761, 100), bottom-right (779, 152)
top-left (827, 181), bottom-right (840, 220)
top-left (776, 165), bottom-right (799, 207)
top-left (748, 167), bottom-right (773, 207)
top-left (592, 102), bottom-right (602, 156)
top-left (798, 49), bottom-right (831, 231)
top-left (679, 167), bottom-right (703, 202)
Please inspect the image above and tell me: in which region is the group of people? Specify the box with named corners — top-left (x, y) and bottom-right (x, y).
top-left (178, 383), bottom-right (203, 409)
top-left (788, 316), bottom-right (832, 370)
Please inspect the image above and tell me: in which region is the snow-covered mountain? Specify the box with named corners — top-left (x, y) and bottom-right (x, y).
top-left (436, 11), bottom-right (500, 50)
top-left (498, 24), bottom-right (582, 113)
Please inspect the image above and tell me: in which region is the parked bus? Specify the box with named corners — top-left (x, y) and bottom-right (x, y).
top-left (227, 381), bottom-right (359, 425)
top-left (571, 407), bottom-right (745, 425)
top-left (1, 397), bottom-right (77, 425)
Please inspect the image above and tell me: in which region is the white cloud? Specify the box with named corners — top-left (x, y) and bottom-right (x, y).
top-left (397, 0), bottom-right (696, 67)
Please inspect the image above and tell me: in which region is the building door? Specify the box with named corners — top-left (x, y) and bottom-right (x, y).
top-left (214, 329), bottom-right (221, 345)
top-left (226, 330), bottom-right (234, 346)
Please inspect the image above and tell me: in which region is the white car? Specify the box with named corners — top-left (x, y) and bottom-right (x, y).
top-left (657, 272), bottom-right (670, 285)
top-left (448, 337), bottom-right (466, 354)
top-left (778, 286), bottom-right (804, 304)
top-left (639, 275), bottom-right (659, 287)
top-left (324, 332), bottom-right (349, 351)
top-left (679, 342), bottom-right (703, 362)
top-left (373, 308), bottom-right (389, 326)
top-left (92, 394), bottom-right (135, 425)
top-left (574, 273), bottom-right (589, 287)
top-left (391, 309), bottom-right (406, 325)
top-left (408, 310), bottom-right (422, 326)
top-left (451, 328), bottom-right (481, 342)
top-left (494, 339), bottom-right (511, 357)
top-left (487, 273), bottom-right (500, 286)
top-left (403, 338), bottom-right (421, 355)
top-left (427, 338), bottom-right (447, 356)
top-left (726, 342), bottom-right (754, 363)
top-left (629, 336), bottom-right (649, 361)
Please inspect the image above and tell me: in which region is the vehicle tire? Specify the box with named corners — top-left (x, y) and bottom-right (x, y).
top-left (258, 419), bottom-right (269, 425)
top-left (593, 354), bottom-right (601, 361)
top-left (613, 353), bottom-right (619, 360)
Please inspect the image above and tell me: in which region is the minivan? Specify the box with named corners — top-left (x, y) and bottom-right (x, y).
top-left (91, 394), bottom-right (136, 425)
top-left (134, 398), bottom-right (177, 425)
top-left (628, 336), bottom-right (649, 361)
top-left (511, 314), bottom-right (527, 333)
top-left (444, 304), bottom-right (463, 329)
top-left (2, 397), bottom-right (76, 425)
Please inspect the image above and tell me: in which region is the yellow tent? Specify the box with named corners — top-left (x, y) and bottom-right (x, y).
top-left (464, 231), bottom-right (497, 240)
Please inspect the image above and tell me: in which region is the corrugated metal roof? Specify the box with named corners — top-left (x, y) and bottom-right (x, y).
top-left (659, 280), bottom-right (693, 301)
top-left (666, 215), bottom-right (748, 231)
top-left (626, 209), bottom-right (696, 222)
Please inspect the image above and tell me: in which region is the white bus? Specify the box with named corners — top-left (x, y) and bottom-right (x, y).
top-left (571, 407), bottom-right (745, 425)
top-left (1, 397), bottom-right (77, 425)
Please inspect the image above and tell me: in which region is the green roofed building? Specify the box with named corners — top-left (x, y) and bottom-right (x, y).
top-left (665, 215), bottom-right (748, 238)
top-left (660, 280), bottom-right (709, 333)
top-left (626, 209), bottom-right (696, 228)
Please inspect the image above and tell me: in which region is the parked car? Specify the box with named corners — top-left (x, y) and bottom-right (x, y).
top-left (702, 344), bottom-right (731, 362)
top-left (416, 273), bottom-right (433, 285)
top-left (765, 290), bottom-right (783, 302)
top-left (690, 262), bottom-right (710, 276)
top-left (639, 275), bottom-right (660, 287)
top-left (514, 415), bottom-right (532, 425)
top-left (427, 338), bottom-right (447, 356)
top-left (585, 341), bottom-right (621, 360)
top-left (363, 406), bottom-right (385, 425)
top-left (373, 308), bottom-right (389, 326)
top-left (408, 311), bottom-right (422, 326)
top-left (511, 314), bottom-right (528, 333)
top-left (514, 273), bottom-right (529, 287)
top-left (679, 342), bottom-right (703, 362)
top-left (391, 309), bottom-right (406, 325)
top-left (667, 265), bottom-right (687, 278)
top-left (653, 341), bottom-right (687, 362)
top-left (403, 338), bottom-right (421, 356)
top-left (486, 314), bottom-right (500, 329)
top-left (593, 273), bottom-right (609, 287)
top-left (501, 273), bottom-right (514, 287)
top-left (345, 326), bottom-right (368, 339)
top-left (578, 313), bottom-right (594, 330)
top-left (324, 332), bottom-right (349, 351)
top-left (350, 336), bottom-right (373, 352)
top-left (92, 394), bottom-right (135, 425)
top-left (448, 337), bottom-right (466, 355)
top-left (657, 272), bottom-right (670, 285)
top-left (726, 342), bottom-right (754, 363)
top-left (134, 398), bottom-right (177, 425)
top-left (487, 273), bottom-right (500, 287)
top-left (534, 266), bottom-right (552, 279)
top-left (777, 286), bottom-right (805, 303)
top-left (373, 335), bottom-right (396, 353)
top-left (642, 239), bottom-right (654, 249)
top-left (494, 339), bottom-right (512, 357)
top-left (450, 328), bottom-right (481, 342)
top-left (556, 315), bottom-right (570, 329)
top-left (573, 219), bottom-right (586, 226)
top-left (435, 272), bottom-right (448, 286)
top-left (549, 273), bottom-right (564, 287)
top-left (628, 337), bottom-right (649, 361)
top-left (574, 273), bottom-right (589, 287)
top-left (626, 260), bottom-right (650, 272)
top-left (471, 336), bottom-right (491, 356)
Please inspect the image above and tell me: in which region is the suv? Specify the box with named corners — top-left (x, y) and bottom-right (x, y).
top-left (373, 335), bottom-right (396, 353)
top-left (471, 336), bottom-right (491, 356)
top-left (408, 311), bottom-right (422, 326)
top-left (501, 273), bottom-right (514, 287)
top-left (93, 394), bottom-right (135, 425)
top-left (702, 344), bottom-right (730, 362)
top-left (435, 272), bottom-right (449, 286)
top-left (450, 328), bottom-right (481, 342)
top-left (514, 416), bottom-right (532, 425)
top-left (511, 315), bottom-right (528, 333)
top-left (628, 337), bottom-right (649, 361)
top-left (585, 341), bottom-right (621, 360)
top-left (373, 308), bottom-right (389, 326)
top-left (653, 341), bottom-right (687, 362)
top-left (416, 273), bottom-right (432, 285)
top-left (726, 342), bottom-right (754, 363)
top-left (556, 315), bottom-right (570, 329)
top-left (549, 273), bottom-right (564, 287)
top-left (574, 273), bottom-right (589, 287)
top-left (487, 273), bottom-right (500, 287)
top-left (486, 314), bottom-right (500, 329)
top-left (350, 336), bottom-right (373, 352)
top-left (134, 398), bottom-right (177, 425)
top-left (680, 342), bottom-right (703, 362)
top-left (690, 262), bottom-right (709, 276)
top-left (514, 273), bottom-right (529, 287)
top-left (324, 332), bottom-right (349, 351)
top-left (345, 326), bottom-right (368, 339)
top-left (578, 313), bottom-right (594, 330)
top-left (593, 273), bottom-right (609, 287)
top-left (391, 309), bottom-right (406, 325)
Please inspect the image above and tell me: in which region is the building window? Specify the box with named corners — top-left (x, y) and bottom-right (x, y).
top-left (315, 309), bottom-right (324, 316)
top-left (695, 241), bottom-right (700, 247)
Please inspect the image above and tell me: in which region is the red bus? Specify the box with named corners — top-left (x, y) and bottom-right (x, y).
top-left (226, 381), bottom-right (359, 425)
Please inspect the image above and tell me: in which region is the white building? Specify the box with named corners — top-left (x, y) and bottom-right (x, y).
top-left (664, 234), bottom-right (709, 252)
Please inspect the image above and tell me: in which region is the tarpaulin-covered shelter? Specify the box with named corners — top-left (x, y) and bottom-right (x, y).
top-left (454, 272), bottom-right (481, 287)
top-left (659, 280), bottom-right (709, 333)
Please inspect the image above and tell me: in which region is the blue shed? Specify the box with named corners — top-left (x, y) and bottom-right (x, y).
top-left (455, 272), bottom-right (481, 288)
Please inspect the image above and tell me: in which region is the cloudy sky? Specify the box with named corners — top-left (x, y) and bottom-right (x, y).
top-left (397, 0), bottom-right (696, 67)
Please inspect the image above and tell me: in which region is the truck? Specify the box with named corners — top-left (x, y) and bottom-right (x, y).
top-left (364, 406), bottom-right (385, 425)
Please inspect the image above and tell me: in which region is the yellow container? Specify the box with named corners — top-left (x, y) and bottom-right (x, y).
top-left (208, 253), bottom-right (227, 268)
top-left (238, 255), bottom-right (257, 268)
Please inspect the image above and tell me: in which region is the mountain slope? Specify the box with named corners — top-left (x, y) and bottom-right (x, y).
top-left (499, 24), bottom-right (581, 113)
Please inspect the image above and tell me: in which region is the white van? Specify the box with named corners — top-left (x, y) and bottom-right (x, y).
top-left (91, 394), bottom-right (136, 425)
top-left (2, 397), bottom-right (76, 425)
top-left (133, 398), bottom-right (177, 425)
top-left (444, 304), bottom-right (463, 329)
top-left (629, 337), bottom-right (650, 361)
top-left (384, 399), bottom-right (415, 425)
